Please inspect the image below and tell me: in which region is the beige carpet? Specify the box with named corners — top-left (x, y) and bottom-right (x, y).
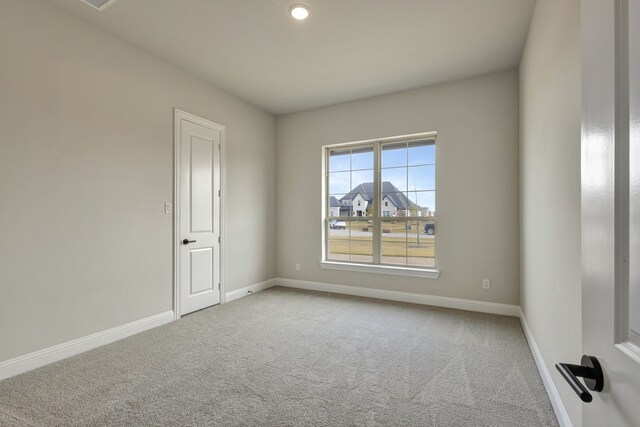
top-left (0, 287), bottom-right (558, 426)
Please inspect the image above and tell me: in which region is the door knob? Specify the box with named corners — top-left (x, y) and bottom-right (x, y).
top-left (182, 239), bottom-right (196, 245)
top-left (555, 355), bottom-right (604, 403)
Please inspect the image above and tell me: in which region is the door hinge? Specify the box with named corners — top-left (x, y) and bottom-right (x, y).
top-left (218, 143), bottom-right (221, 151)
top-left (218, 283), bottom-right (221, 290)
top-left (218, 236), bottom-right (221, 244)
top-left (218, 190), bottom-right (221, 197)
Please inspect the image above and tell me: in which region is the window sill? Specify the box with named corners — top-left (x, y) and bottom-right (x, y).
top-left (319, 261), bottom-right (440, 279)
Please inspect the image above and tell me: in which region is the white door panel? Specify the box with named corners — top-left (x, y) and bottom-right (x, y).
top-left (189, 248), bottom-right (214, 295)
top-left (190, 136), bottom-right (214, 233)
top-left (178, 114), bottom-right (222, 315)
top-left (581, 1), bottom-right (640, 425)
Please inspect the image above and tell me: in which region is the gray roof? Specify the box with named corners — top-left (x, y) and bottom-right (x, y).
top-left (329, 196), bottom-right (341, 207)
top-left (341, 182), bottom-right (416, 210)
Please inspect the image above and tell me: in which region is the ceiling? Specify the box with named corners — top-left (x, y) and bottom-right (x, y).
top-left (46, 0), bottom-right (536, 115)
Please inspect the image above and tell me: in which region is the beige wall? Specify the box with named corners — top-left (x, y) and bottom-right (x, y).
top-left (519, 0), bottom-right (581, 425)
top-left (0, 0), bottom-right (276, 362)
top-left (276, 70), bottom-right (520, 305)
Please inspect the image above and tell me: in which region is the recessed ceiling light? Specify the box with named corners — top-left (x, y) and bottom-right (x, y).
top-left (290, 4), bottom-right (310, 20)
top-left (80, 0), bottom-right (118, 11)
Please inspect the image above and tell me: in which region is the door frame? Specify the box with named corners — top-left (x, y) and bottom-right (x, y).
top-left (173, 108), bottom-right (227, 320)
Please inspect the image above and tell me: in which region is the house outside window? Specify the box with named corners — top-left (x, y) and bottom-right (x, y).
top-left (324, 134), bottom-right (436, 270)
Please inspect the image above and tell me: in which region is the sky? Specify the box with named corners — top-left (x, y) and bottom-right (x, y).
top-left (329, 142), bottom-right (436, 211)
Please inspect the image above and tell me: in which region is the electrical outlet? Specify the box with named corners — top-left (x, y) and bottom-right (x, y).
top-left (164, 202), bottom-right (172, 214)
top-left (295, 263), bottom-right (301, 271)
top-left (482, 279), bottom-right (491, 290)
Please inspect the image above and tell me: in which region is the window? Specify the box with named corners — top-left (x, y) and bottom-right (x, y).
top-left (324, 134), bottom-right (436, 271)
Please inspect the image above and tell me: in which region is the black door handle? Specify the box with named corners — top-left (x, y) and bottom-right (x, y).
top-left (182, 239), bottom-right (196, 245)
top-left (555, 355), bottom-right (604, 403)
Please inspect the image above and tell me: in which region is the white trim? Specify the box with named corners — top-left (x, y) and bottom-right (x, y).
top-left (322, 133), bottom-right (438, 269)
top-left (519, 309), bottom-right (573, 427)
top-left (320, 261), bottom-right (440, 278)
top-left (275, 278), bottom-right (519, 317)
top-left (328, 131), bottom-right (438, 149)
top-left (0, 311), bottom-right (174, 381)
top-left (220, 128), bottom-right (228, 305)
top-left (225, 279), bottom-right (278, 303)
top-left (171, 108), bottom-right (182, 320)
top-left (616, 341), bottom-right (640, 366)
top-left (173, 110), bottom-right (180, 320)
top-left (173, 109), bottom-right (227, 320)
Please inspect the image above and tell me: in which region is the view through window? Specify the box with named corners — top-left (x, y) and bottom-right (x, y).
top-left (325, 135), bottom-right (436, 268)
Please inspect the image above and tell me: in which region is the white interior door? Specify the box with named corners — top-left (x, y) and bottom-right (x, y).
top-left (177, 111), bottom-right (222, 315)
top-left (580, 0), bottom-right (640, 425)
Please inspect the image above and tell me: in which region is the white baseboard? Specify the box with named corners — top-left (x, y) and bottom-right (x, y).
top-left (275, 277), bottom-right (520, 317)
top-left (225, 278), bottom-right (277, 303)
top-left (519, 309), bottom-right (572, 427)
top-left (0, 310), bottom-right (174, 381)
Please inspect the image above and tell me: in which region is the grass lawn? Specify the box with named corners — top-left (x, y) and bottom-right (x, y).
top-left (328, 237), bottom-right (435, 257)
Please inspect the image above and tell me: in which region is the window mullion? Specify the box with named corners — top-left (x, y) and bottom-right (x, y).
top-left (373, 142), bottom-right (381, 264)
top-left (324, 147), bottom-right (330, 261)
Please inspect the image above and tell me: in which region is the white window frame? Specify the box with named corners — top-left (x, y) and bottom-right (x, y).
top-left (320, 132), bottom-right (439, 279)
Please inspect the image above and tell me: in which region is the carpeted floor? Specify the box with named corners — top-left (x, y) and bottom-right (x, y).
top-left (0, 287), bottom-right (558, 426)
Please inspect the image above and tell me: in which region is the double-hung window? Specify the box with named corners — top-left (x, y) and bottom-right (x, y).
top-left (323, 133), bottom-right (437, 274)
